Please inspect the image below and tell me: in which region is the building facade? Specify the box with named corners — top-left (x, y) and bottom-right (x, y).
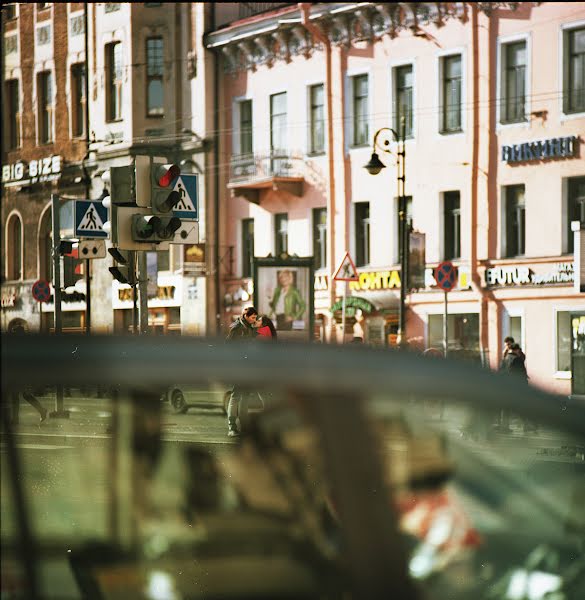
top-left (2, 2), bottom-right (214, 336)
top-left (206, 2), bottom-right (585, 394)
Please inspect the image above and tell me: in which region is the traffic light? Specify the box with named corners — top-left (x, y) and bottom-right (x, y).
top-left (132, 214), bottom-right (181, 242)
top-left (108, 247), bottom-right (135, 286)
top-left (129, 160), bottom-right (182, 244)
top-left (151, 161), bottom-right (181, 213)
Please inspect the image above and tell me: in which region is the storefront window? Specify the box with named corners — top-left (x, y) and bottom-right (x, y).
top-left (557, 311), bottom-right (572, 372)
top-left (428, 313), bottom-right (480, 362)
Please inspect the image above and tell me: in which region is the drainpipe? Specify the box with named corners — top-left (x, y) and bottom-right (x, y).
top-left (299, 3), bottom-right (337, 331)
top-left (212, 4), bottom-right (221, 334)
top-left (471, 4), bottom-right (489, 363)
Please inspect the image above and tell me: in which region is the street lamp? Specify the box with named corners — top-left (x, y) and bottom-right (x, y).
top-left (364, 118), bottom-right (408, 348)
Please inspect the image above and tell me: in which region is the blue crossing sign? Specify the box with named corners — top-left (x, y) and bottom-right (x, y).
top-left (171, 174), bottom-right (198, 220)
top-left (75, 200), bottom-right (108, 238)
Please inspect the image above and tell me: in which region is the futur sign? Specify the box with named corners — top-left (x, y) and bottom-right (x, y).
top-left (502, 136), bottom-right (578, 163)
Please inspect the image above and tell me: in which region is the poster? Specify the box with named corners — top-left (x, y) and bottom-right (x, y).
top-left (254, 258), bottom-right (314, 342)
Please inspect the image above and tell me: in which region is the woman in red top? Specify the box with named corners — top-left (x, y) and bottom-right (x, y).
top-left (255, 315), bottom-right (277, 341)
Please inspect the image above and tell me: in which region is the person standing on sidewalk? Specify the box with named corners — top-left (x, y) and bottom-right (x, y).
top-left (225, 306), bottom-right (258, 437)
top-left (9, 324), bottom-right (48, 424)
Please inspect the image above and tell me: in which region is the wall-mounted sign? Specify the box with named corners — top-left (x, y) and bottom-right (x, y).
top-left (119, 285), bottom-right (175, 303)
top-left (330, 296), bottom-right (375, 314)
top-left (485, 262), bottom-right (574, 287)
top-left (2, 155), bottom-right (62, 186)
top-left (349, 270), bottom-right (401, 292)
top-left (1, 289), bottom-right (18, 308)
top-left (502, 136), bottom-right (578, 163)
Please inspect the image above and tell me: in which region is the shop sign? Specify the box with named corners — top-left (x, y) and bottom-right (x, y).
top-left (119, 285), bottom-right (175, 302)
top-left (330, 296), bottom-right (375, 314)
top-left (1, 289), bottom-right (18, 308)
top-left (315, 274), bottom-right (329, 291)
top-left (485, 262), bottom-right (574, 287)
top-left (2, 155), bottom-right (62, 186)
top-left (349, 270), bottom-right (401, 292)
top-left (502, 136), bottom-right (578, 163)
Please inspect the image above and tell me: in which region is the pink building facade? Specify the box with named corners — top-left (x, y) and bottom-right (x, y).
top-left (207, 2), bottom-right (585, 395)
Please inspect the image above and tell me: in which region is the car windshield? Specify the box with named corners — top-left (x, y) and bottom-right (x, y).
top-left (2, 335), bottom-right (584, 599)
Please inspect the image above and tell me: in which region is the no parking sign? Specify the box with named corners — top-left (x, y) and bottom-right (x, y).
top-left (32, 280), bottom-right (51, 303)
top-left (434, 261), bottom-right (458, 292)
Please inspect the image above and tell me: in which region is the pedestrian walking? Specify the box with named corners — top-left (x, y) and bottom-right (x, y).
top-left (225, 306), bottom-right (258, 437)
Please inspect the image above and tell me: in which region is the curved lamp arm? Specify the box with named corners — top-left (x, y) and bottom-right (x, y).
top-left (372, 126), bottom-right (400, 155)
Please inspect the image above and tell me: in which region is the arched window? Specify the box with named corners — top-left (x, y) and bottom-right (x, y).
top-left (6, 213), bottom-right (23, 280)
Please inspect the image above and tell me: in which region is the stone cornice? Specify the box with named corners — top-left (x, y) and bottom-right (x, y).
top-left (205, 2), bottom-right (526, 74)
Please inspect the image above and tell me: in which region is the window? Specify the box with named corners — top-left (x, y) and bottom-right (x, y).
top-left (146, 37), bottom-right (164, 116)
top-left (242, 218), bottom-right (254, 278)
top-left (270, 92), bottom-right (287, 155)
top-left (37, 3), bottom-right (51, 10)
top-left (240, 99), bottom-right (253, 156)
top-left (309, 84), bottom-right (325, 154)
top-left (105, 3), bottom-right (121, 12)
top-left (444, 191), bottom-right (461, 260)
top-left (397, 196), bottom-right (413, 262)
top-left (505, 185), bottom-right (525, 257)
top-left (39, 211), bottom-right (52, 282)
top-left (352, 74), bottom-right (368, 146)
top-left (37, 24), bottom-right (51, 46)
top-left (70, 14), bottom-right (84, 37)
top-left (313, 208), bottom-right (327, 270)
top-left (5, 4), bottom-right (17, 19)
top-left (501, 41), bottom-right (526, 123)
top-left (441, 54), bottom-right (462, 133)
top-left (71, 64), bottom-right (86, 138)
top-left (275, 213), bottom-right (288, 257)
top-left (6, 79), bottom-right (20, 150)
top-left (563, 27), bottom-right (585, 114)
top-left (508, 316), bottom-right (523, 350)
top-left (394, 65), bottom-right (413, 139)
top-left (37, 71), bottom-right (53, 144)
top-left (557, 311), bottom-right (573, 372)
top-left (567, 177), bottom-right (585, 254)
top-left (105, 42), bottom-right (123, 122)
top-left (429, 313), bottom-right (480, 363)
top-left (355, 202), bottom-right (370, 267)
top-left (6, 215), bottom-right (23, 281)
top-left (5, 34), bottom-right (17, 54)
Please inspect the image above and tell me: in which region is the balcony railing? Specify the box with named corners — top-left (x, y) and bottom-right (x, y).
top-left (237, 3), bottom-right (293, 20)
top-left (229, 151), bottom-right (303, 181)
top-left (228, 151), bottom-right (305, 202)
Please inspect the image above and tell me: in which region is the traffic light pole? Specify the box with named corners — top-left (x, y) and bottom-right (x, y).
top-left (138, 251), bottom-right (149, 334)
top-left (50, 194), bottom-right (69, 419)
top-left (51, 194), bottom-right (63, 335)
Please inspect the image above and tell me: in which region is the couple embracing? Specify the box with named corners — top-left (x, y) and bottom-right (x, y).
top-left (225, 306), bottom-right (276, 436)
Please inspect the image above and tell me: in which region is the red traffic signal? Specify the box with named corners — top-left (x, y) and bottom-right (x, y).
top-left (155, 164), bottom-right (180, 188)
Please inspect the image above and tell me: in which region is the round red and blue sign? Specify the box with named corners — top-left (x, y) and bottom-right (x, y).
top-left (32, 280), bottom-right (51, 303)
top-left (434, 261), bottom-right (458, 292)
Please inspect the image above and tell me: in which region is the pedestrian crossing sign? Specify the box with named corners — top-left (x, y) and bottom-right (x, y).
top-left (333, 252), bottom-right (360, 282)
top-left (75, 200), bottom-right (108, 238)
top-left (172, 174), bottom-right (198, 220)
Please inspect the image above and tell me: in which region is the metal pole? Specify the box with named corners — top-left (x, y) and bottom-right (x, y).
top-left (398, 118), bottom-right (407, 349)
top-left (443, 290), bottom-right (449, 358)
top-left (85, 259), bottom-right (91, 334)
top-left (341, 282), bottom-right (347, 344)
top-left (138, 251), bottom-right (149, 334)
top-left (130, 251), bottom-right (138, 335)
top-left (51, 194), bottom-right (62, 335)
top-left (50, 194), bottom-right (68, 417)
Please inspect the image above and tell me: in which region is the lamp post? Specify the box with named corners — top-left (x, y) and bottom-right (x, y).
top-left (364, 118), bottom-right (408, 348)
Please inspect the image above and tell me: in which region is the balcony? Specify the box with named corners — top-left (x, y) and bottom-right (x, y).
top-left (228, 151), bottom-right (304, 203)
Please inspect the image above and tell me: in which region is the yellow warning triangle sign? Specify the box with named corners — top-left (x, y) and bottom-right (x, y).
top-left (333, 252), bottom-right (359, 282)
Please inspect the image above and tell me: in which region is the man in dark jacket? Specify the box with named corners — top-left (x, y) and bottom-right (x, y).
top-left (226, 306), bottom-right (258, 436)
